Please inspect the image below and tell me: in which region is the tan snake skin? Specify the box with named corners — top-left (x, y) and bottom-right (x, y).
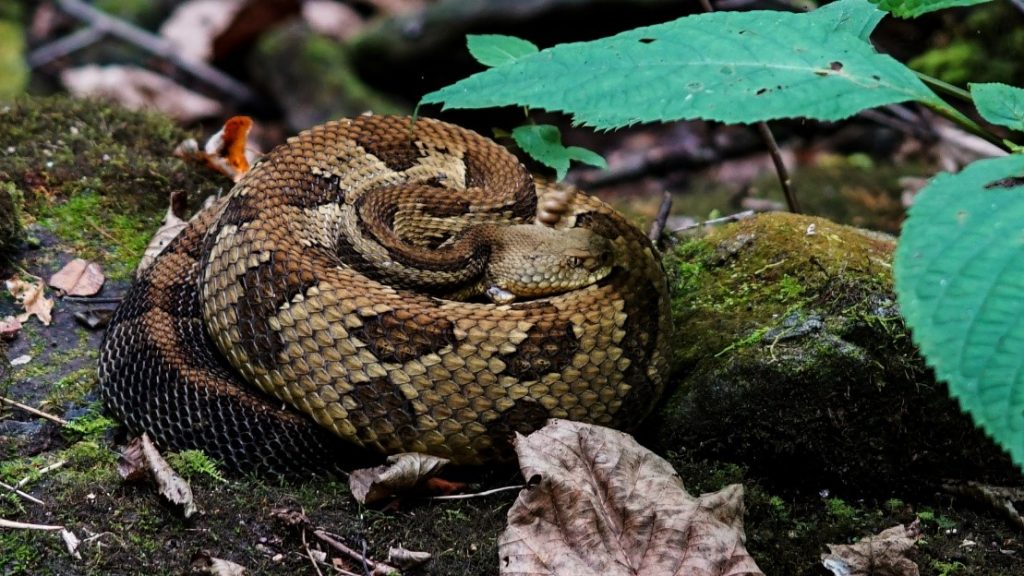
top-left (98, 116), bottom-right (671, 475)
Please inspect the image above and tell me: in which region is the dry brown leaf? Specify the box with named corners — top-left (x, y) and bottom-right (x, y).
top-left (48, 258), bottom-right (105, 296)
top-left (192, 550), bottom-right (247, 575)
top-left (5, 277), bottom-right (53, 326)
top-left (137, 204), bottom-right (187, 277)
top-left (117, 434), bottom-right (197, 518)
top-left (160, 0), bottom-right (246, 62)
top-left (0, 315), bottom-right (21, 340)
top-left (499, 419), bottom-right (764, 576)
top-left (821, 521), bottom-right (922, 576)
top-left (60, 528), bottom-right (82, 560)
top-left (61, 65), bottom-right (222, 123)
top-left (175, 116), bottom-right (258, 182)
top-left (349, 452), bottom-right (450, 505)
top-left (388, 546), bottom-right (431, 570)
top-left (302, 0), bottom-right (364, 41)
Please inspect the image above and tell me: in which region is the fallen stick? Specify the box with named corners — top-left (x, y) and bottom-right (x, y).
top-left (0, 518), bottom-right (64, 531)
top-left (0, 480), bottom-right (46, 506)
top-left (312, 530), bottom-right (398, 576)
top-left (0, 396), bottom-right (69, 426)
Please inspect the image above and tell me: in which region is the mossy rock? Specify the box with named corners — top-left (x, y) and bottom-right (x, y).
top-left (0, 181), bottom-right (21, 257)
top-left (0, 96), bottom-right (226, 280)
top-left (646, 213), bottom-right (1021, 495)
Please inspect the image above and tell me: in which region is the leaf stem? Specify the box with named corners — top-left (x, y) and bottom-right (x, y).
top-left (915, 72), bottom-right (972, 103)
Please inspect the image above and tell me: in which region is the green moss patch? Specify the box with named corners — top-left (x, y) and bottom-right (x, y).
top-left (0, 96), bottom-right (226, 280)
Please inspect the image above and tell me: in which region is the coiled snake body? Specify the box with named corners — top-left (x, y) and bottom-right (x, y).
top-left (99, 116), bottom-right (671, 475)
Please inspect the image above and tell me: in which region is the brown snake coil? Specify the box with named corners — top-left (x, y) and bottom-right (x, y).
top-left (98, 116), bottom-right (671, 476)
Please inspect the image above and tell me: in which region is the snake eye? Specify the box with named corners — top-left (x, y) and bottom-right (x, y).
top-left (567, 256), bottom-right (583, 268)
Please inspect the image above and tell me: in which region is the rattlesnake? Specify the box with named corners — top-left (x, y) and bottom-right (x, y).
top-left (98, 116), bottom-right (671, 476)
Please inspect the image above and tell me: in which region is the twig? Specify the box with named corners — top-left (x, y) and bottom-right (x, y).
top-left (16, 460), bottom-right (67, 490)
top-left (0, 480), bottom-right (46, 506)
top-left (671, 210), bottom-right (755, 233)
top-left (699, 0), bottom-right (800, 213)
top-left (32, 0), bottom-right (256, 104)
top-left (26, 25), bottom-right (105, 67)
top-left (429, 484), bottom-right (525, 501)
top-left (313, 530), bottom-right (398, 576)
top-left (648, 191), bottom-right (673, 244)
top-left (0, 396), bottom-right (69, 426)
top-left (85, 217), bottom-right (119, 243)
top-left (302, 529), bottom-right (325, 576)
top-left (0, 518), bottom-right (64, 531)
top-left (62, 296), bottom-right (123, 304)
top-left (756, 122), bottom-right (800, 213)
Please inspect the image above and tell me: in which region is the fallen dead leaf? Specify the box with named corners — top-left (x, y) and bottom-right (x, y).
top-left (388, 545), bottom-right (431, 570)
top-left (499, 419), bottom-right (764, 576)
top-left (160, 0), bottom-right (246, 62)
top-left (175, 116), bottom-right (259, 182)
top-left (137, 202), bottom-right (187, 277)
top-left (349, 452), bottom-right (450, 505)
top-left (61, 65), bottom-right (222, 123)
top-left (0, 315), bottom-right (21, 339)
top-left (5, 276), bottom-right (53, 326)
top-left (60, 528), bottom-right (82, 560)
top-left (821, 520), bottom-right (922, 576)
top-left (48, 258), bottom-right (105, 296)
top-left (118, 434), bottom-right (197, 518)
top-left (191, 550), bottom-right (247, 575)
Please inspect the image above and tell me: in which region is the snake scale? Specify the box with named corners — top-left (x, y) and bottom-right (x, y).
top-left (98, 116), bottom-right (671, 476)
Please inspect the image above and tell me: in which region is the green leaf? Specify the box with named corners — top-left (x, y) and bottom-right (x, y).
top-left (868, 0), bottom-right (992, 18)
top-left (894, 154), bottom-right (1024, 469)
top-left (511, 124), bottom-right (606, 180)
top-left (807, 0), bottom-right (885, 40)
top-left (422, 1), bottom-right (942, 129)
top-left (467, 34), bottom-right (539, 67)
top-left (971, 83), bottom-right (1024, 132)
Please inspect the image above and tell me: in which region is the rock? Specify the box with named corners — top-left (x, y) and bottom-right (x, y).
top-left (250, 20), bottom-right (406, 132)
top-left (645, 212), bottom-right (1020, 495)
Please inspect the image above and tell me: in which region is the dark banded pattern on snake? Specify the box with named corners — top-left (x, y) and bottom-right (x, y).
top-left (98, 116), bottom-right (671, 475)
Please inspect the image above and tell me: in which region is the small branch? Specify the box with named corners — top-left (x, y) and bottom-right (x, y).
top-left (16, 460), bottom-right (67, 489)
top-left (0, 518), bottom-right (64, 531)
top-left (648, 191), bottom-right (673, 244)
top-left (301, 530), bottom-right (325, 576)
top-left (429, 484), bottom-right (525, 501)
top-left (313, 530), bottom-right (398, 576)
top-left (26, 25), bottom-right (106, 67)
top-left (0, 480), bottom-right (46, 506)
top-left (756, 122), bottom-right (800, 213)
top-left (39, 0), bottom-right (256, 104)
top-left (671, 210), bottom-right (755, 234)
top-left (0, 396), bottom-right (69, 426)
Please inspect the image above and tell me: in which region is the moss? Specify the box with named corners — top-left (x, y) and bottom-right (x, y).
top-left (165, 450), bottom-right (228, 484)
top-left (0, 180), bottom-right (23, 256)
top-left (0, 96), bottom-right (227, 280)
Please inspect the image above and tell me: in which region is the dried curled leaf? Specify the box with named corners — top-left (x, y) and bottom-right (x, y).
top-left (174, 116), bottom-right (258, 182)
top-left (61, 65), bottom-right (222, 123)
top-left (191, 550), bottom-right (247, 575)
top-left (48, 258), bottom-right (105, 296)
top-left (822, 521), bottom-right (922, 576)
top-left (388, 546), bottom-right (432, 570)
top-left (349, 452), bottom-right (450, 505)
top-left (0, 315), bottom-right (21, 340)
top-left (5, 277), bottom-right (53, 326)
top-left (500, 420), bottom-right (763, 576)
top-left (118, 434), bottom-right (197, 518)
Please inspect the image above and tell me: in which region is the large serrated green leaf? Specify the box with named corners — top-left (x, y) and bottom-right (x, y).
top-left (421, 0), bottom-right (942, 129)
top-left (807, 0), bottom-right (885, 39)
top-left (971, 83), bottom-right (1024, 132)
top-left (869, 0), bottom-right (992, 18)
top-left (894, 155), bottom-right (1024, 468)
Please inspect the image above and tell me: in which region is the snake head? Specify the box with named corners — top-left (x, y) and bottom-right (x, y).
top-left (483, 224), bottom-right (614, 303)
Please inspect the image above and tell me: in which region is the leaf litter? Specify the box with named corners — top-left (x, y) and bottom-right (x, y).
top-left (499, 419), bottom-right (764, 576)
